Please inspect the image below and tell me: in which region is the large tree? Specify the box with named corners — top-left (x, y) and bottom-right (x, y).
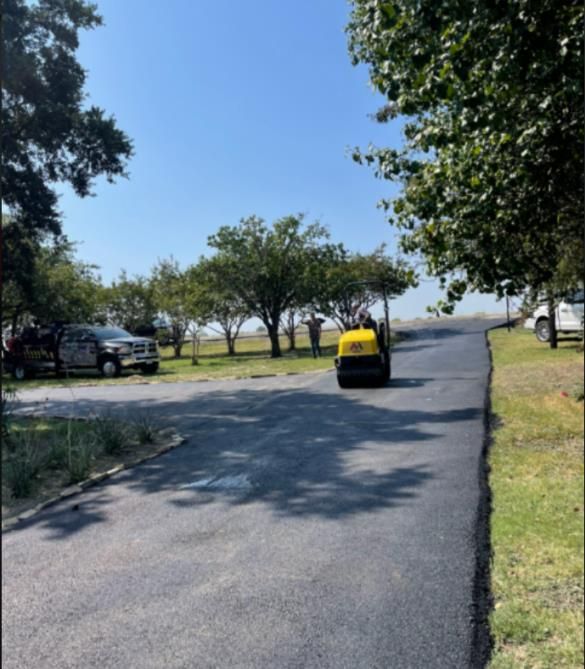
top-left (313, 244), bottom-right (416, 331)
top-left (150, 258), bottom-right (207, 359)
top-left (2, 0), bottom-right (133, 301)
top-left (2, 0), bottom-right (133, 234)
top-left (2, 224), bottom-right (106, 330)
top-left (207, 215), bottom-right (328, 358)
top-left (195, 257), bottom-right (251, 356)
top-left (347, 0), bottom-right (584, 335)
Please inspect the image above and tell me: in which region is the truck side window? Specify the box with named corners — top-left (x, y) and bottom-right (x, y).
top-left (62, 329), bottom-right (82, 343)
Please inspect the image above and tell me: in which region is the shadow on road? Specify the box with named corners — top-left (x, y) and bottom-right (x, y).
top-left (13, 383), bottom-right (484, 540)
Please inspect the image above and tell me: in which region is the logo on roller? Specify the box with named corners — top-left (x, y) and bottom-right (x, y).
top-left (350, 342), bottom-right (363, 353)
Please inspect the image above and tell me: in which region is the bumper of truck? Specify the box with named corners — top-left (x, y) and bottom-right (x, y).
top-left (119, 354), bottom-right (160, 368)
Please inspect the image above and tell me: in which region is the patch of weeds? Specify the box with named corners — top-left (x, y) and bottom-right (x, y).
top-left (4, 429), bottom-right (47, 498)
top-left (572, 380), bottom-right (584, 402)
top-left (1, 385), bottom-right (18, 443)
top-left (46, 421), bottom-right (82, 469)
top-left (65, 430), bottom-right (96, 484)
top-left (91, 413), bottom-right (130, 455)
top-left (42, 422), bottom-right (96, 483)
top-left (46, 436), bottom-right (69, 470)
top-left (132, 412), bottom-right (161, 444)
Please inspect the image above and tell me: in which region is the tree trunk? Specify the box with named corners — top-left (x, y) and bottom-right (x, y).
top-left (287, 329), bottom-right (296, 352)
top-left (171, 325), bottom-right (185, 358)
top-left (191, 335), bottom-right (199, 365)
top-left (547, 293), bottom-right (558, 350)
top-left (226, 334), bottom-right (236, 356)
top-left (267, 324), bottom-right (281, 358)
top-left (11, 311), bottom-right (19, 336)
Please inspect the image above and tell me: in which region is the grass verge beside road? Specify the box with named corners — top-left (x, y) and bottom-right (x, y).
top-left (4, 329), bottom-right (401, 389)
top-left (488, 328), bottom-right (584, 668)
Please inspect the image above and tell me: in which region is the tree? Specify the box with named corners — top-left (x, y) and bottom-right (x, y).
top-left (106, 272), bottom-right (157, 333)
top-left (313, 244), bottom-right (416, 331)
top-left (2, 0), bottom-right (133, 237)
top-left (151, 259), bottom-right (207, 359)
top-left (207, 215), bottom-right (328, 358)
top-left (2, 216), bottom-right (40, 333)
top-left (347, 0), bottom-right (584, 347)
top-left (196, 257), bottom-right (251, 356)
top-left (32, 244), bottom-right (107, 325)
top-left (281, 307), bottom-right (304, 352)
top-left (2, 226), bottom-right (106, 330)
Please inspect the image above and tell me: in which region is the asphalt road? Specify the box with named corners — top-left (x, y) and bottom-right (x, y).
top-left (2, 318), bottom-right (501, 669)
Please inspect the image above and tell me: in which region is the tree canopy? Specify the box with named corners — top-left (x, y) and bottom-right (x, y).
top-left (2, 0), bottom-right (133, 237)
top-left (207, 215), bottom-right (328, 358)
top-left (2, 222), bottom-right (106, 331)
top-left (347, 0), bottom-right (584, 313)
top-left (195, 256), bottom-right (251, 355)
top-left (150, 258), bottom-right (207, 358)
top-left (312, 244), bottom-right (416, 331)
top-left (106, 272), bottom-right (157, 333)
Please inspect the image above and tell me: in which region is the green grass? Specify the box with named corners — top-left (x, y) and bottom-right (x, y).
top-left (5, 328), bottom-right (400, 389)
top-left (488, 328), bottom-right (584, 669)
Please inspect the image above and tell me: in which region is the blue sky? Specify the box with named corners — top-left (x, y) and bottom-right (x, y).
top-left (58, 0), bottom-right (504, 320)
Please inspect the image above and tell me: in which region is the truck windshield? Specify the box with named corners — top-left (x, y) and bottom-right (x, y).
top-left (93, 327), bottom-right (132, 340)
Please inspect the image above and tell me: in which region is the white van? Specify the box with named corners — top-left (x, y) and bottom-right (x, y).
top-left (524, 290), bottom-right (584, 342)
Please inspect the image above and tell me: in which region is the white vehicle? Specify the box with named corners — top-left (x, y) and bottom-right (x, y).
top-left (524, 289), bottom-right (584, 342)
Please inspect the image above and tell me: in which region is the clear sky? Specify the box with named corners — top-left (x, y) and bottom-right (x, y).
top-left (58, 0), bottom-right (505, 320)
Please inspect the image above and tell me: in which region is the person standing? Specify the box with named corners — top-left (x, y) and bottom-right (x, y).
top-left (302, 313), bottom-right (326, 358)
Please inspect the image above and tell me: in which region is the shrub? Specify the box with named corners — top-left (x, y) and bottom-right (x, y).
top-left (47, 421), bottom-right (90, 471)
top-left (132, 412), bottom-right (161, 444)
top-left (65, 429), bottom-right (96, 483)
top-left (91, 413), bottom-right (129, 455)
top-left (4, 430), bottom-right (47, 498)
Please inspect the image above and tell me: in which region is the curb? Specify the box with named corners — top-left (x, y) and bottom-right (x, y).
top-left (469, 328), bottom-right (496, 666)
top-left (2, 430), bottom-right (186, 533)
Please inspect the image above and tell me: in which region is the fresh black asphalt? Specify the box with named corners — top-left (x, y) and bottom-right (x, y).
top-left (2, 318), bottom-right (501, 668)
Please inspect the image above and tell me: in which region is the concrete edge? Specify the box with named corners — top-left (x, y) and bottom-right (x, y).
top-left (2, 430), bottom-right (186, 533)
top-left (469, 327), bottom-right (496, 667)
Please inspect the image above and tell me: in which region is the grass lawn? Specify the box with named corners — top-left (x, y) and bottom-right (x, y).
top-left (4, 328), bottom-right (401, 389)
top-left (488, 328), bottom-right (584, 668)
top-left (2, 415), bottom-right (173, 522)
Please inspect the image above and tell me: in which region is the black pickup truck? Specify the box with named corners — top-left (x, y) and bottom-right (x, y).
top-left (3, 324), bottom-right (160, 380)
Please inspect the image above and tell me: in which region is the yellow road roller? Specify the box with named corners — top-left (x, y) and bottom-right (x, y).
top-left (334, 281), bottom-right (392, 388)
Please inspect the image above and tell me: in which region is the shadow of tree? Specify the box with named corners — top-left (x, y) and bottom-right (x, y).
top-left (14, 382), bottom-right (483, 539)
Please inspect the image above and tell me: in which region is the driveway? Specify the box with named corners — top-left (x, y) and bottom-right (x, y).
top-left (2, 318), bottom-right (500, 668)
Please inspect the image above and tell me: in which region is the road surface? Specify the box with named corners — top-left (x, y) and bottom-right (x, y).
top-left (2, 319), bottom-right (500, 668)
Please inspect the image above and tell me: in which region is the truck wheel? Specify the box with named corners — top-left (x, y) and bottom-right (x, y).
top-left (535, 319), bottom-right (550, 343)
top-left (141, 363), bottom-right (159, 375)
top-left (99, 357), bottom-right (121, 378)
